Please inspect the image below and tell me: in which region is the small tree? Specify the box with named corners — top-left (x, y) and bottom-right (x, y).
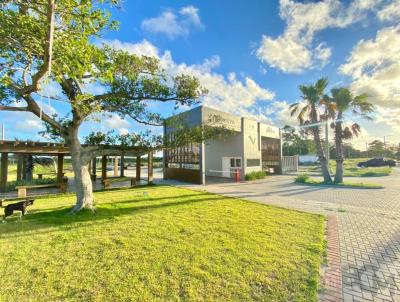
top-left (281, 125), bottom-right (315, 156)
top-left (368, 140), bottom-right (386, 157)
top-left (290, 78), bottom-right (332, 183)
top-left (0, 1), bottom-right (206, 213)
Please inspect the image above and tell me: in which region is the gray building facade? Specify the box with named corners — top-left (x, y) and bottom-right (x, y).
top-left (164, 106), bottom-right (282, 184)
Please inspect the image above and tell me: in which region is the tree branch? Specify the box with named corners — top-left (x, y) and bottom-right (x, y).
top-left (0, 105), bottom-right (29, 112)
top-left (23, 94), bottom-right (64, 132)
top-left (20, 0), bottom-right (55, 95)
top-left (129, 115), bottom-right (163, 126)
top-left (91, 92), bottom-right (192, 103)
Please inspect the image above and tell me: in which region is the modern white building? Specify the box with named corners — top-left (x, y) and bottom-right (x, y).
top-left (163, 106), bottom-right (282, 184)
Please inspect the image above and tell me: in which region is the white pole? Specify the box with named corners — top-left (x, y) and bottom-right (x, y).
top-left (325, 122), bottom-right (330, 169)
top-left (1, 123), bottom-right (4, 140)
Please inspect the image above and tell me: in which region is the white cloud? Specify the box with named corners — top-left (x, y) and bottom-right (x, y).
top-left (14, 116), bottom-right (44, 132)
top-left (103, 39), bottom-right (275, 119)
top-left (118, 128), bottom-right (130, 135)
top-left (339, 25), bottom-right (400, 108)
top-left (256, 0), bottom-right (382, 73)
top-left (141, 6), bottom-right (203, 39)
top-left (378, 0), bottom-right (400, 21)
top-left (103, 114), bottom-right (131, 129)
top-left (180, 6), bottom-right (203, 28)
top-left (99, 39), bottom-right (159, 58)
top-left (374, 105), bottom-right (400, 137)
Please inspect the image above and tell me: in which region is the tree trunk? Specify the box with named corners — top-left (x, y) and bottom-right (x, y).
top-left (334, 113), bottom-right (344, 183)
top-left (312, 127), bottom-right (332, 183)
top-left (67, 128), bottom-right (95, 213)
top-left (310, 106), bottom-right (332, 183)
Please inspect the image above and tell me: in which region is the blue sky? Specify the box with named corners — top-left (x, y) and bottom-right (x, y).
top-left (2, 0), bottom-right (400, 148)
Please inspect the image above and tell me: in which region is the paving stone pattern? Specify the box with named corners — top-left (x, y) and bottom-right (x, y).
top-left (187, 168), bottom-right (400, 302)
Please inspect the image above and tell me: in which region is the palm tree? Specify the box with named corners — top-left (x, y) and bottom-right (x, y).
top-left (328, 88), bottom-right (374, 183)
top-left (290, 78), bottom-right (333, 183)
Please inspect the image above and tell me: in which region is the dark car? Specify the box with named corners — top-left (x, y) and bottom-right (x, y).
top-left (357, 158), bottom-right (397, 168)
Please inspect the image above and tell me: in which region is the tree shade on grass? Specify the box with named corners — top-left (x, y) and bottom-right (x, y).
top-left (0, 186), bottom-right (325, 301)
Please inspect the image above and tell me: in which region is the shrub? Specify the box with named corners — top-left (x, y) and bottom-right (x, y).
top-left (245, 171), bottom-right (267, 181)
top-left (295, 174), bottom-right (310, 183)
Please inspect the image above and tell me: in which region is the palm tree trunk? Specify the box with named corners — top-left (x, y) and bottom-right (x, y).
top-left (310, 106), bottom-right (332, 183)
top-left (312, 126), bottom-right (332, 183)
top-left (334, 113), bottom-right (344, 183)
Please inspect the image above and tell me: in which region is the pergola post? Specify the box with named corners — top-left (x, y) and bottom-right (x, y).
top-left (57, 154), bottom-right (64, 185)
top-left (148, 152), bottom-right (153, 185)
top-left (0, 153), bottom-right (9, 193)
top-left (88, 160), bottom-right (91, 176)
top-left (91, 157), bottom-right (97, 180)
top-left (22, 155), bottom-right (27, 180)
top-left (114, 156), bottom-right (119, 177)
top-left (136, 156), bottom-right (141, 182)
top-left (101, 155), bottom-right (107, 182)
top-left (120, 154), bottom-right (125, 177)
top-left (16, 154), bottom-right (23, 181)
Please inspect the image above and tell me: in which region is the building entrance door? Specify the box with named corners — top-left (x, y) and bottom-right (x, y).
top-left (222, 157), bottom-right (231, 178)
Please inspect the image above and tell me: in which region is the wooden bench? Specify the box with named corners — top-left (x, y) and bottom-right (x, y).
top-left (102, 177), bottom-right (136, 189)
top-left (16, 177), bottom-right (68, 198)
top-left (37, 172), bottom-right (65, 179)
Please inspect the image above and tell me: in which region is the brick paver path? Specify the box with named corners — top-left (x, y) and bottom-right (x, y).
top-left (183, 168), bottom-right (400, 302)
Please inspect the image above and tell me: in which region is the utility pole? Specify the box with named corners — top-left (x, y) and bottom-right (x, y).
top-left (383, 136), bottom-right (387, 157)
top-left (325, 122), bottom-right (329, 167)
top-left (1, 123), bottom-right (4, 141)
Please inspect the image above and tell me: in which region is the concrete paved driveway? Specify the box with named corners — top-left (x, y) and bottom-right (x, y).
top-left (183, 168), bottom-right (400, 302)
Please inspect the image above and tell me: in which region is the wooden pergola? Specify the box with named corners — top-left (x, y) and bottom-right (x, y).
top-left (0, 140), bottom-right (154, 193)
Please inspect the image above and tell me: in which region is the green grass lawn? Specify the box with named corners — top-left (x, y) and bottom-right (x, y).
top-left (0, 186), bottom-right (325, 302)
top-left (295, 174), bottom-right (383, 189)
top-left (299, 158), bottom-right (392, 177)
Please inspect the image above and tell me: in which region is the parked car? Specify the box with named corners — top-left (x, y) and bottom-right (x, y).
top-left (357, 158), bottom-right (397, 168)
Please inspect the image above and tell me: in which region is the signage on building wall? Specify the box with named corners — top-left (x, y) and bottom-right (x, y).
top-left (260, 123), bottom-right (280, 138)
top-left (202, 108), bottom-right (242, 132)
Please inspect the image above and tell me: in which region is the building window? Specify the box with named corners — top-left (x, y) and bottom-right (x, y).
top-left (236, 158), bottom-right (241, 168)
top-left (247, 159), bottom-right (260, 167)
top-left (230, 157), bottom-right (242, 168)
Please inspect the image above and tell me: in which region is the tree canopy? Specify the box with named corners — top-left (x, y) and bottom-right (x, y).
top-left (0, 0), bottom-right (206, 150)
top-left (0, 0), bottom-right (209, 212)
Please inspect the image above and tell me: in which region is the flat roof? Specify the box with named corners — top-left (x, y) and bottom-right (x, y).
top-left (168, 105), bottom-right (280, 130)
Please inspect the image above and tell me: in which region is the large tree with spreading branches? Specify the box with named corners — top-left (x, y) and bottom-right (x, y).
top-left (0, 1), bottom-right (207, 213)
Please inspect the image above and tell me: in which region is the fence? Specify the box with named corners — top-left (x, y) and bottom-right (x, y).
top-left (282, 155), bottom-right (299, 174)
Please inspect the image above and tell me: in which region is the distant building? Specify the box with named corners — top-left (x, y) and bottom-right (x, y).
top-left (163, 106), bottom-right (282, 184)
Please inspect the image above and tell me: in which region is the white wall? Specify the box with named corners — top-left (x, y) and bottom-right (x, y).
top-left (204, 132), bottom-right (243, 177)
top-left (242, 118), bottom-right (262, 177)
